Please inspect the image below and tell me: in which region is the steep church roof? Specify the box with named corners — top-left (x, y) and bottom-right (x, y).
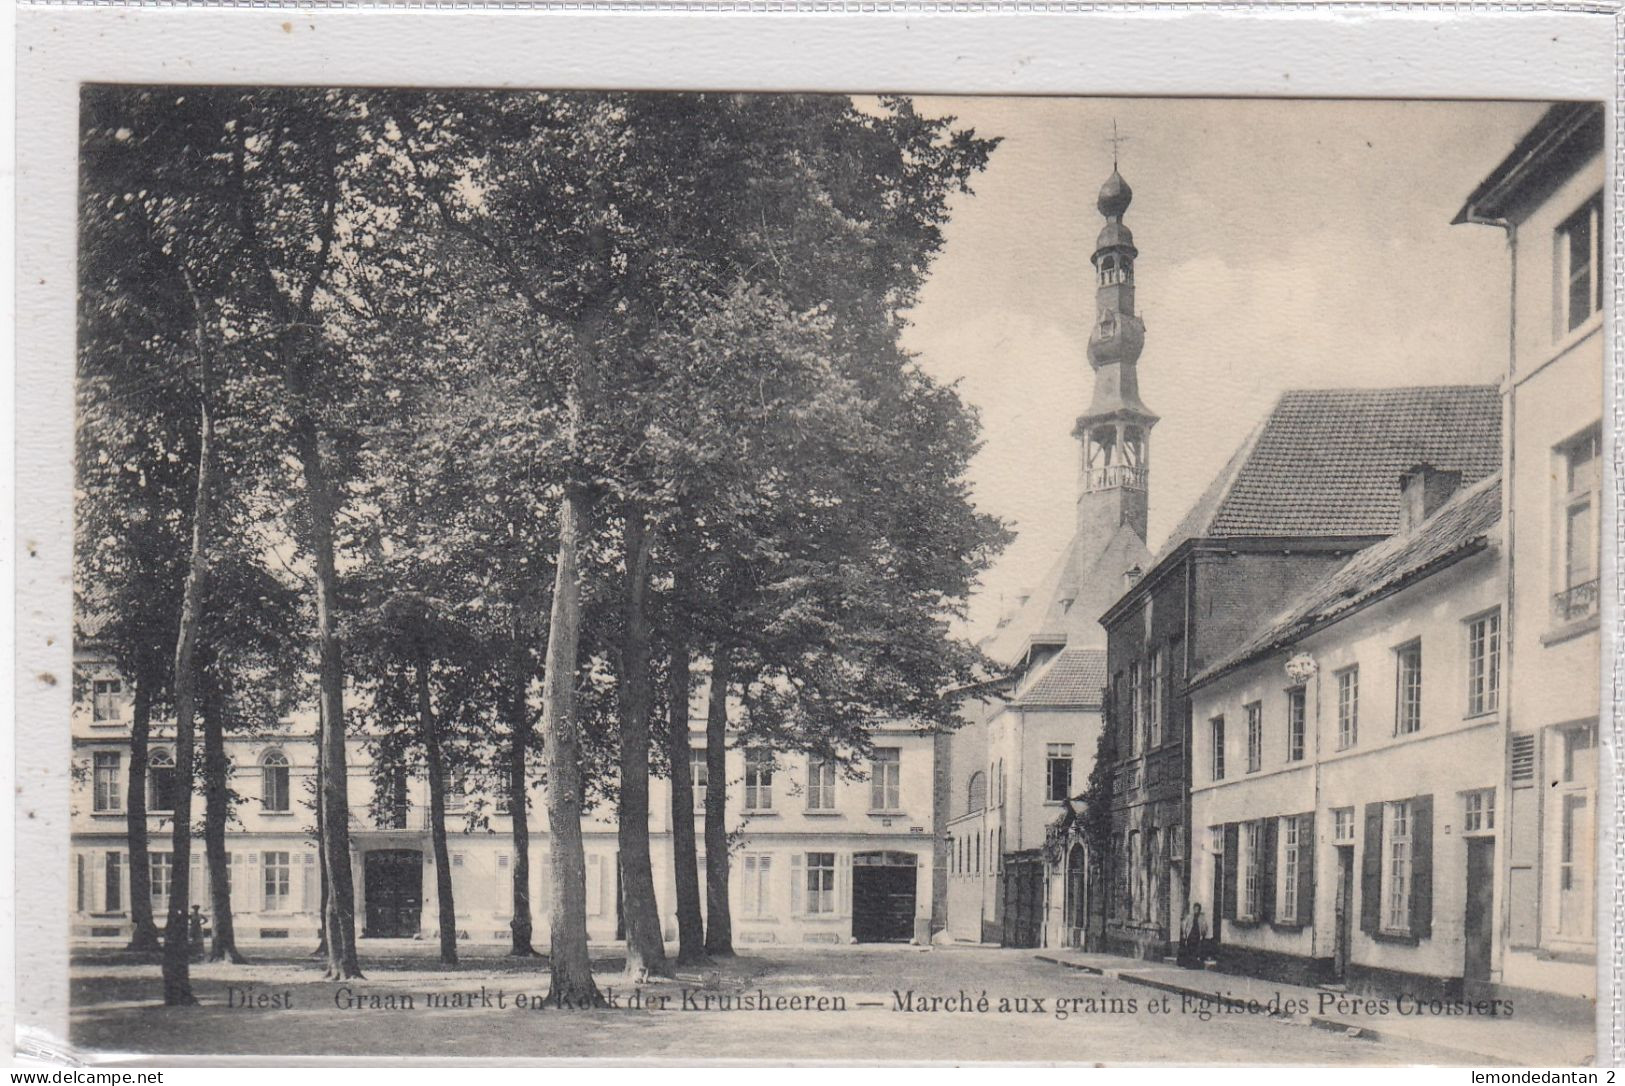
top-left (979, 519), bottom-right (1150, 668)
top-left (1148, 384), bottom-right (1501, 569)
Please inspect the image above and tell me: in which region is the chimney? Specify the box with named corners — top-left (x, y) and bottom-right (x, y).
top-left (1123, 564), bottom-right (1144, 589)
top-left (1398, 464), bottom-right (1462, 533)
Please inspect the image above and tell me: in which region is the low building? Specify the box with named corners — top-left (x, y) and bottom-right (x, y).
top-left (1188, 470), bottom-right (1504, 999)
top-left (71, 648), bottom-right (939, 948)
top-left (1101, 384), bottom-right (1502, 961)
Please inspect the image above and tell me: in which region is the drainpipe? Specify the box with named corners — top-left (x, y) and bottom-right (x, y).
top-left (1461, 209), bottom-right (1518, 974)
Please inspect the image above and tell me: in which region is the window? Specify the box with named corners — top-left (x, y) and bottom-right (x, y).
top-left (1045, 743), bottom-right (1074, 802)
top-left (1127, 663), bottom-right (1142, 755)
top-left (1463, 789), bottom-right (1496, 834)
top-left (805, 852), bottom-right (835, 915)
top-left (302, 853), bottom-right (318, 912)
top-left (1556, 193), bottom-right (1603, 335)
top-left (966, 770), bottom-right (986, 813)
top-left (744, 750), bottom-right (774, 811)
top-left (1383, 801), bottom-right (1412, 934)
top-left (870, 748), bottom-right (901, 811)
top-left (1555, 427), bottom-right (1601, 621)
top-left (147, 749), bottom-right (176, 813)
top-left (1278, 818), bottom-right (1300, 924)
top-left (1333, 807), bottom-right (1355, 843)
top-left (494, 777), bottom-right (513, 816)
top-left (104, 851), bottom-right (123, 912)
top-left (1241, 821), bottom-right (1261, 921)
top-left (263, 851), bottom-right (291, 912)
top-left (1245, 702), bottom-right (1262, 773)
top-left (1286, 687), bottom-right (1306, 762)
top-left (261, 751), bottom-right (291, 812)
top-left (1466, 611), bottom-right (1501, 716)
top-left (1395, 641), bottom-right (1422, 735)
top-left (93, 752), bottom-right (122, 812)
top-left (1210, 717), bottom-right (1225, 780)
top-left (1148, 649), bottom-right (1164, 748)
top-left (690, 749), bottom-right (708, 811)
top-left (1553, 724), bottom-right (1596, 940)
top-left (1335, 667), bottom-right (1359, 749)
top-left (382, 766), bottom-right (409, 829)
top-left (806, 758), bottom-right (836, 810)
top-left (741, 854), bottom-right (774, 917)
top-left (149, 852), bottom-right (173, 911)
top-left (91, 678), bottom-right (124, 723)
top-left (442, 769), bottom-right (467, 813)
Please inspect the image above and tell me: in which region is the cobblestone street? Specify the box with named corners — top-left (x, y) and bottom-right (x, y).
top-left (66, 944), bottom-right (1522, 1064)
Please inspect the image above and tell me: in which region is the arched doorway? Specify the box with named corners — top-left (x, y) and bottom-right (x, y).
top-left (852, 851), bottom-right (918, 943)
top-left (1065, 842), bottom-right (1089, 947)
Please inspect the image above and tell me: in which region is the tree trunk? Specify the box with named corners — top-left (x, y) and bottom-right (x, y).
top-left (201, 665), bottom-right (245, 963)
top-left (616, 509), bottom-right (671, 979)
top-left (124, 664), bottom-right (161, 952)
top-left (161, 382), bottom-right (213, 1007)
top-left (505, 624), bottom-right (537, 956)
top-left (666, 623), bottom-right (705, 964)
top-left (540, 487), bottom-right (602, 1007)
top-left (294, 417), bottom-right (363, 981)
top-left (312, 735), bottom-right (329, 960)
top-left (417, 652), bottom-right (459, 966)
top-left (703, 644), bottom-right (734, 957)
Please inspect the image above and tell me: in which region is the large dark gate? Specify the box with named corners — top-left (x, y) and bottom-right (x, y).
top-left (363, 849), bottom-right (423, 938)
top-left (852, 851), bottom-right (918, 942)
top-left (1002, 850), bottom-right (1045, 948)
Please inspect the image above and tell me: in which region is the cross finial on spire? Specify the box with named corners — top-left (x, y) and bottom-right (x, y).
top-left (1107, 119), bottom-right (1129, 167)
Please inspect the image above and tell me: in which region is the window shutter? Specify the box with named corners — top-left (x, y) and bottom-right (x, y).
top-left (1260, 818), bottom-right (1278, 922)
top-left (1221, 824), bottom-right (1239, 921)
top-left (790, 853), bottom-right (803, 916)
top-left (1360, 803), bottom-right (1383, 935)
top-left (1410, 793), bottom-right (1433, 939)
top-left (1297, 813), bottom-right (1316, 928)
top-left (837, 854), bottom-right (851, 917)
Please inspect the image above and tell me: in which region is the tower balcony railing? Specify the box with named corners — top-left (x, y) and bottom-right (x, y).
top-left (1084, 464), bottom-right (1148, 493)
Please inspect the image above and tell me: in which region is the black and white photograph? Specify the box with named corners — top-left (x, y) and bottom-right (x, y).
top-left (9, 10), bottom-right (1615, 1070)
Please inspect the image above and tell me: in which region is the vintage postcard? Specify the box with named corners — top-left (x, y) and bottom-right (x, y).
top-left (11, 4), bottom-right (1618, 1071)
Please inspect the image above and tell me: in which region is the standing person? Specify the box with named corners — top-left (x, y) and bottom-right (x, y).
top-left (1177, 903), bottom-right (1206, 969)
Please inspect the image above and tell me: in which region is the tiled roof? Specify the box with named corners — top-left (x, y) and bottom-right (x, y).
top-left (1150, 384), bottom-right (1500, 567)
top-left (1018, 646), bottom-right (1108, 708)
top-left (1190, 473), bottom-right (1502, 689)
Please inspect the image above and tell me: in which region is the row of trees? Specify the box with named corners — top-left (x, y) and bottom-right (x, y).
top-left (75, 87), bottom-right (1008, 1006)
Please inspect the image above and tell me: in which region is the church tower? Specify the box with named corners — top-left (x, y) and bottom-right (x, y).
top-left (1074, 161), bottom-right (1158, 558)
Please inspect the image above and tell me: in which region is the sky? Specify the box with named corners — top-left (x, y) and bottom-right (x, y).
top-left (898, 96), bottom-right (1548, 640)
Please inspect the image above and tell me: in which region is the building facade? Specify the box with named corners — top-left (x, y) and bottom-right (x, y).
top-left (1101, 385), bottom-right (1503, 961)
top-left (1188, 472), bottom-right (1507, 999)
top-left (72, 651), bottom-right (940, 949)
top-left (944, 647), bottom-right (1106, 946)
top-left (1454, 101), bottom-right (1604, 1006)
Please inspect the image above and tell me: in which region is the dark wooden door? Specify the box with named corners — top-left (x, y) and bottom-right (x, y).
top-left (852, 863), bottom-right (917, 942)
top-left (1333, 846), bottom-right (1354, 981)
top-left (364, 849), bottom-right (423, 938)
top-left (1464, 838), bottom-right (1495, 994)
